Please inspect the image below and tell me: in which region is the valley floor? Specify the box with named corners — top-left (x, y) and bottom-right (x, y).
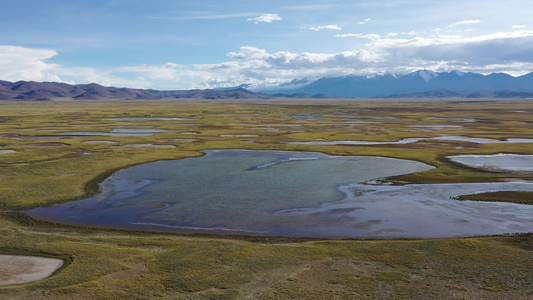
top-left (0, 98), bottom-right (532, 299)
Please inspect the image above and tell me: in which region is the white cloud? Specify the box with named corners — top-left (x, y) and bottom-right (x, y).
top-left (56, 66), bottom-right (150, 89)
top-left (335, 33), bottom-right (381, 39)
top-left (451, 19), bottom-right (481, 26)
top-left (513, 25), bottom-right (526, 29)
top-left (370, 30), bottom-right (533, 49)
top-left (114, 63), bottom-right (219, 89)
top-left (199, 30), bottom-right (533, 88)
top-left (0, 45), bottom-right (164, 89)
top-left (0, 46), bottom-right (59, 82)
top-left (357, 18), bottom-right (371, 25)
top-left (308, 25), bottom-right (341, 31)
top-left (192, 46), bottom-right (389, 88)
top-left (247, 14), bottom-right (281, 24)
top-left (368, 30), bottom-right (533, 72)
top-left (386, 32), bottom-right (398, 37)
top-left (115, 63), bottom-right (187, 80)
top-left (4, 28), bottom-right (533, 90)
top-left (227, 46), bottom-right (269, 60)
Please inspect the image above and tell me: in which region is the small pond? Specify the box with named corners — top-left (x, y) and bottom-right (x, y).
top-left (25, 150), bottom-right (533, 238)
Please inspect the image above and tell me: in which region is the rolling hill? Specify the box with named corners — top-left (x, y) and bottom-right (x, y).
top-left (2, 70), bottom-right (533, 100)
top-left (0, 81), bottom-right (272, 101)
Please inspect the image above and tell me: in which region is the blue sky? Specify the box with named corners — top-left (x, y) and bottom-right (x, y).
top-left (1, 0), bottom-right (533, 90)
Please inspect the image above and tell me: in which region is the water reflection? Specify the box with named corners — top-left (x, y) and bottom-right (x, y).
top-left (25, 150), bottom-right (533, 238)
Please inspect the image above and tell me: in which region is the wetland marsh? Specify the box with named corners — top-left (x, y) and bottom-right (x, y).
top-left (26, 149), bottom-right (533, 238)
top-left (1, 99), bottom-right (533, 299)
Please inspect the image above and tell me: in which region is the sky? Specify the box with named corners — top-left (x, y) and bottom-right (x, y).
top-left (1, 0), bottom-right (533, 90)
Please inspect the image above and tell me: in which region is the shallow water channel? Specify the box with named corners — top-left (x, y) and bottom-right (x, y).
top-left (25, 150), bottom-right (533, 238)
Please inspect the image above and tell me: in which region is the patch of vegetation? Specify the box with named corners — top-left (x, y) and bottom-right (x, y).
top-left (457, 191), bottom-right (533, 205)
top-left (0, 99), bottom-right (532, 298)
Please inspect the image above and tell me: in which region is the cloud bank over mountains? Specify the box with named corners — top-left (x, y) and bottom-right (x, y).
top-left (2, 29), bottom-right (533, 90)
top-left (0, 46), bottom-right (59, 82)
top-left (2, 0), bottom-right (533, 90)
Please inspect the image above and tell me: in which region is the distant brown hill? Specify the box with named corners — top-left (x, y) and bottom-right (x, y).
top-left (0, 81), bottom-right (274, 101)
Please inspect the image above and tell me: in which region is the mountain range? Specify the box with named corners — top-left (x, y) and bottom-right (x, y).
top-left (0, 81), bottom-right (273, 101)
top-left (260, 70), bottom-right (533, 98)
top-left (1, 70), bottom-right (533, 100)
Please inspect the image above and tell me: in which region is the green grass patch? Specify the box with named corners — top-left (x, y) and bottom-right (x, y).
top-left (457, 191), bottom-right (533, 205)
top-left (1, 99), bottom-right (533, 298)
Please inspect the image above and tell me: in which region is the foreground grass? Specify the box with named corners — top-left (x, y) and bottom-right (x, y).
top-left (0, 99), bottom-right (532, 299)
top-left (1, 213), bottom-right (532, 299)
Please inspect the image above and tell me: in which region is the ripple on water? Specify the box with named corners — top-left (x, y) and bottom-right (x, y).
top-left (24, 150), bottom-right (533, 238)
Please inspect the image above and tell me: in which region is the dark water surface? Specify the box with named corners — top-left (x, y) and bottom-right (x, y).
top-left (25, 150), bottom-right (533, 238)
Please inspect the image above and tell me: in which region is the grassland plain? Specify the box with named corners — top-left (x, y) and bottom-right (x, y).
top-left (0, 98), bottom-right (532, 299)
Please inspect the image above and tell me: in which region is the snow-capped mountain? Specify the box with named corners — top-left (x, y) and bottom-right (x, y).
top-left (260, 70), bottom-right (533, 98)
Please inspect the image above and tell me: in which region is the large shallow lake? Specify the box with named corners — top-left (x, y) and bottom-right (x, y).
top-left (26, 150), bottom-right (533, 238)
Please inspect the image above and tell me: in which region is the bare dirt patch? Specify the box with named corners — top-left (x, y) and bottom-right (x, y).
top-left (0, 255), bottom-right (64, 286)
